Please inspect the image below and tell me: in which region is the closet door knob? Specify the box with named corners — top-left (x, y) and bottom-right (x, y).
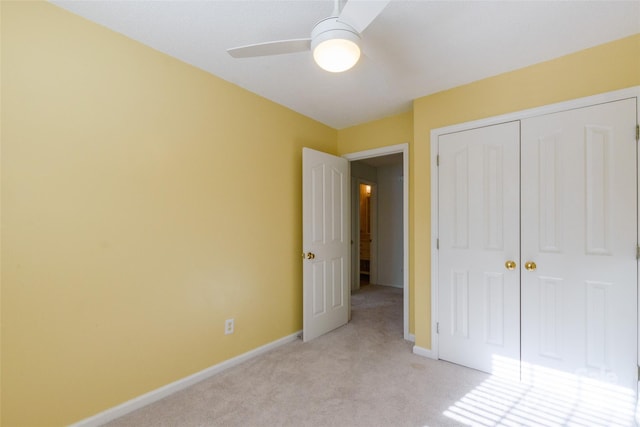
top-left (505, 260), bottom-right (516, 270)
top-left (524, 261), bottom-right (537, 271)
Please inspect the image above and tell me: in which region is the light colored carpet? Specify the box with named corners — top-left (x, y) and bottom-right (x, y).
top-left (103, 285), bottom-right (638, 427)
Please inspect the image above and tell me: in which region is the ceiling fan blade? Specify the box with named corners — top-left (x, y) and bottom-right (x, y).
top-left (338, 0), bottom-right (391, 33)
top-left (227, 39), bottom-right (311, 58)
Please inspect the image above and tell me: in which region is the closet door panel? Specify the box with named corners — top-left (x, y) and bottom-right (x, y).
top-left (438, 121), bottom-right (520, 376)
top-left (520, 98), bottom-right (637, 390)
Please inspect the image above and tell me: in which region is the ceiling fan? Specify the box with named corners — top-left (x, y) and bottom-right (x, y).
top-left (227, 0), bottom-right (391, 73)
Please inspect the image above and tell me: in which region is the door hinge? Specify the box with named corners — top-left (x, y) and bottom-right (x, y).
top-left (436, 238), bottom-right (439, 250)
top-left (436, 154), bottom-right (440, 167)
top-left (636, 124), bottom-right (639, 141)
top-left (636, 245), bottom-right (640, 260)
top-left (436, 322), bottom-right (439, 334)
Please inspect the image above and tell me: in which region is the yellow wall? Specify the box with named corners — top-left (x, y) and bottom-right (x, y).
top-left (337, 111), bottom-right (413, 154)
top-left (1, 2), bottom-right (336, 426)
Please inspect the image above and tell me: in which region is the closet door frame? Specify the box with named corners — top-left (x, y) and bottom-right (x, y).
top-left (427, 86), bottom-right (640, 361)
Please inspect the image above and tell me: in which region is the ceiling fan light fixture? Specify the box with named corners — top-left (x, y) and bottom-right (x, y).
top-left (311, 18), bottom-right (361, 73)
top-left (313, 37), bottom-right (361, 72)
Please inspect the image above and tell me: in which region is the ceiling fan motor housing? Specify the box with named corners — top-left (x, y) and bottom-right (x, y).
top-left (311, 17), bottom-right (361, 72)
top-left (310, 17), bottom-right (361, 49)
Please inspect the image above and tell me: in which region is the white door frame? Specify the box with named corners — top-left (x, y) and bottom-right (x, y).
top-left (343, 143), bottom-right (411, 341)
top-left (429, 86), bottom-right (640, 360)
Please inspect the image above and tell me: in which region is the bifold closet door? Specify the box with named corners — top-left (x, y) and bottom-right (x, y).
top-left (438, 121), bottom-right (521, 375)
top-left (520, 98), bottom-right (638, 389)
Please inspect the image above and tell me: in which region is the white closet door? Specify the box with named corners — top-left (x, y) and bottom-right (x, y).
top-left (521, 99), bottom-right (637, 390)
top-left (438, 121), bottom-right (521, 375)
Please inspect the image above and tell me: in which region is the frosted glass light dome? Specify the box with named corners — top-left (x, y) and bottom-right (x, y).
top-left (313, 38), bottom-right (361, 72)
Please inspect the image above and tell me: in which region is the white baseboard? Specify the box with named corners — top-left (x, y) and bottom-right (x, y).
top-left (70, 331), bottom-right (302, 427)
top-left (405, 333), bottom-right (415, 342)
top-left (413, 345), bottom-right (436, 360)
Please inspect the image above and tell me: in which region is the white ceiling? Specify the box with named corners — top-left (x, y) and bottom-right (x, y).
top-left (51, 0), bottom-right (640, 129)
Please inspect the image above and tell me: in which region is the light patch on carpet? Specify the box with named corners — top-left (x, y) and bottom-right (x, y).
top-left (443, 355), bottom-right (638, 426)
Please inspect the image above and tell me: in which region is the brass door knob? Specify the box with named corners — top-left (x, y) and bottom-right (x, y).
top-left (305, 252), bottom-right (316, 260)
top-left (524, 261), bottom-right (537, 271)
top-left (505, 260), bottom-right (516, 270)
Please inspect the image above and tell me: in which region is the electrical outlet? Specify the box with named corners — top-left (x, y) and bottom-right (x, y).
top-left (225, 318), bottom-right (234, 335)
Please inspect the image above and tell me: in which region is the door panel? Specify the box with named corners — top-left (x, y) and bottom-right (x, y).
top-left (303, 148), bottom-right (349, 342)
top-left (521, 99), bottom-right (637, 389)
top-left (438, 121), bottom-right (521, 375)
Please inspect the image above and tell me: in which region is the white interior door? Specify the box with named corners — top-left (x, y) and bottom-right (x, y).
top-left (520, 99), bottom-right (638, 389)
top-left (438, 121), bottom-right (521, 375)
top-left (302, 148), bottom-right (350, 342)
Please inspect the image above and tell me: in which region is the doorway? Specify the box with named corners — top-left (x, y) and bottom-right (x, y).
top-left (344, 143), bottom-right (410, 341)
